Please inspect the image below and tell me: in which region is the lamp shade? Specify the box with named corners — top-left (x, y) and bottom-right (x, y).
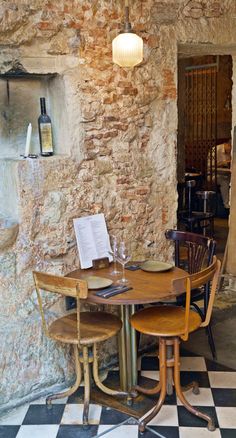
top-left (112, 32), bottom-right (143, 68)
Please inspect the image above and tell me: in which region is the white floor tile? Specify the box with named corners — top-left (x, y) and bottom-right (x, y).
top-left (140, 370), bottom-right (160, 381)
top-left (208, 371), bottom-right (236, 388)
top-left (216, 407), bottom-right (236, 428)
top-left (179, 427), bottom-right (221, 438)
top-left (180, 357), bottom-right (207, 371)
top-left (16, 425), bottom-right (59, 438)
top-left (97, 425), bottom-right (138, 438)
top-left (177, 388), bottom-right (214, 406)
top-left (0, 404), bottom-right (30, 425)
top-left (140, 405), bottom-right (178, 427)
top-left (61, 403), bottom-right (102, 425)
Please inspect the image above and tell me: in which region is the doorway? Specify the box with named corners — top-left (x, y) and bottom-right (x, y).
top-left (177, 54), bottom-right (233, 260)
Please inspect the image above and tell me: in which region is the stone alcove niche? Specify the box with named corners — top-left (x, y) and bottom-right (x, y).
top-left (0, 56), bottom-right (73, 247)
top-left (0, 62), bottom-right (69, 158)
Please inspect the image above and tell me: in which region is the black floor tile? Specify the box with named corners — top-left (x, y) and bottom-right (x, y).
top-left (220, 429), bottom-right (236, 438)
top-left (163, 392), bottom-right (177, 405)
top-left (100, 407), bottom-right (131, 424)
top-left (205, 358), bottom-right (234, 372)
top-left (0, 426), bottom-right (20, 438)
top-left (180, 348), bottom-right (200, 357)
top-left (180, 371), bottom-right (210, 388)
top-left (56, 425), bottom-right (98, 438)
top-left (177, 405), bottom-right (218, 428)
top-left (67, 387), bottom-right (84, 403)
top-left (22, 404), bottom-right (65, 425)
top-left (141, 356), bottom-right (159, 371)
top-left (141, 426), bottom-right (179, 438)
top-left (212, 388), bottom-right (236, 407)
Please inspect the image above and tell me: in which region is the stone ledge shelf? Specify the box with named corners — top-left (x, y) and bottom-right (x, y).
top-left (0, 218), bottom-right (19, 251)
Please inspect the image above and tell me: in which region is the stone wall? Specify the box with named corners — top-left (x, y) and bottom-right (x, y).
top-left (1, 0), bottom-right (236, 413)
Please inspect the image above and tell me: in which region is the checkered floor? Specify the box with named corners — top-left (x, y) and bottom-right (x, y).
top-left (1, 350), bottom-right (236, 438)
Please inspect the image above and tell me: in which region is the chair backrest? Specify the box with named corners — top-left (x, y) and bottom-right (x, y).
top-left (165, 229), bottom-right (216, 274)
top-left (173, 256), bottom-right (221, 341)
top-left (33, 271), bottom-right (88, 343)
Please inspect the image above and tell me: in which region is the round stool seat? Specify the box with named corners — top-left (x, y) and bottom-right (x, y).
top-left (131, 305), bottom-right (202, 338)
top-left (196, 191), bottom-right (215, 200)
top-left (49, 311), bottom-right (122, 345)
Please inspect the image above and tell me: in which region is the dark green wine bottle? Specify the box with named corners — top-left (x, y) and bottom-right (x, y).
top-left (38, 97), bottom-right (53, 156)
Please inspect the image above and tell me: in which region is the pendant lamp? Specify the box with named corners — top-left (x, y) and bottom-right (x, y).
top-left (112, 0), bottom-right (143, 68)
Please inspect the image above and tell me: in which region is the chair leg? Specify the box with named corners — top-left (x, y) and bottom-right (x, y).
top-left (191, 303), bottom-right (217, 360)
top-left (173, 338), bottom-right (215, 431)
top-left (135, 347), bottom-right (161, 396)
top-left (92, 343), bottom-right (129, 397)
top-left (138, 338), bottom-right (167, 434)
top-left (46, 344), bottom-right (82, 405)
top-left (82, 346), bottom-right (90, 425)
top-left (207, 323), bottom-right (217, 360)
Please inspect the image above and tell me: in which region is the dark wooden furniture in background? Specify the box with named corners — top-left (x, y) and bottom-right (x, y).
top-left (131, 257), bottom-right (221, 433)
top-left (33, 271), bottom-right (127, 425)
top-left (165, 229), bottom-right (217, 359)
top-left (178, 180), bottom-right (215, 236)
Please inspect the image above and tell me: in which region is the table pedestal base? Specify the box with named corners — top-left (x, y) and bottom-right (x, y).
top-left (71, 373), bottom-right (158, 418)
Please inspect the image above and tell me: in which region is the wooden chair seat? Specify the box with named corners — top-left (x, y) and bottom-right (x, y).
top-left (49, 311), bottom-right (122, 345)
top-left (131, 306), bottom-right (202, 338)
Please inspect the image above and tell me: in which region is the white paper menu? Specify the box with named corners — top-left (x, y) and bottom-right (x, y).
top-left (73, 213), bottom-right (112, 269)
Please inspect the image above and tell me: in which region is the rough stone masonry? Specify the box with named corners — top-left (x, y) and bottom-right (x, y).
top-left (0, 0), bottom-right (236, 413)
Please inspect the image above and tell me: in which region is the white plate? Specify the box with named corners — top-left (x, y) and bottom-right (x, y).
top-left (140, 261), bottom-right (174, 273)
top-left (84, 276), bottom-right (113, 290)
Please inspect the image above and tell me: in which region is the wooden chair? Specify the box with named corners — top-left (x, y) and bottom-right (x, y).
top-left (33, 271), bottom-right (128, 425)
top-left (130, 257), bottom-right (221, 433)
top-left (165, 229), bottom-right (217, 359)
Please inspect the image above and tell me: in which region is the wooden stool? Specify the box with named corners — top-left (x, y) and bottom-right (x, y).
top-left (130, 257), bottom-right (220, 434)
top-left (33, 271), bottom-right (128, 425)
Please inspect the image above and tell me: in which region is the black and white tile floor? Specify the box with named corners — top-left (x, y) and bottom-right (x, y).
top-left (1, 350), bottom-right (236, 438)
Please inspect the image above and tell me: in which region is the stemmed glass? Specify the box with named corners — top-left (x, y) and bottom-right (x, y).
top-left (116, 241), bottom-right (131, 284)
top-left (108, 235), bottom-right (121, 275)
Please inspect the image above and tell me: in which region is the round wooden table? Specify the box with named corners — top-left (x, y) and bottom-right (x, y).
top-left (67, 264), bottom-right (188, 394)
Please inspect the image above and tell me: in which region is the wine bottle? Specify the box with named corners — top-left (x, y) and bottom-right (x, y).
top-left (38, 97), bottom-right (53, 156)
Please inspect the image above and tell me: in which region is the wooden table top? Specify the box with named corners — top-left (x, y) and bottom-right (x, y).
top-left (66, 264), bottom-right (188, 305)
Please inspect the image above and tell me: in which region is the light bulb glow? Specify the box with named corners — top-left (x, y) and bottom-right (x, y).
top-left (112, 32), bottom-right (143, 68)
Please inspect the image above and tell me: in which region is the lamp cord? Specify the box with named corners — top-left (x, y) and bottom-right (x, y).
top-left (124, 0), bottom-right (131, 32)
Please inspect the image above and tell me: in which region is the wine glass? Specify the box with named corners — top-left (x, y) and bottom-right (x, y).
top-left (108, 235), bottom-right (121, 275)
top-left (116, 241), bottom-right (131, 284)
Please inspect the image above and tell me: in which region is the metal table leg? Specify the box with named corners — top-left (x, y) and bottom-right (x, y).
top-left (118, 305), bottom-right (128, 392)
top-left (130, 304), bottom-right (138, 388)
top-left (118, 304), bottom-right (137, 392)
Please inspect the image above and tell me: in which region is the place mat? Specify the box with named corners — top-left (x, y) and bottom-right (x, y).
top-left (140, 260), bottom-right (173, 273)
top-left (84, 275), bottom-right (113, 290)
top-left (95, 285), bottom-right (133, 299)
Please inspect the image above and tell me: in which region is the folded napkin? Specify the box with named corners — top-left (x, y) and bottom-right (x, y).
top-left (95, 285), bottom-right (133, 299)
